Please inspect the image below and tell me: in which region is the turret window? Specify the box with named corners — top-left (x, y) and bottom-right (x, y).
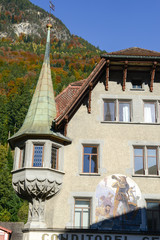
top-left (33, 145), bottom-right (44, 167)
top-left (51, 145), bottom-right (59, 169)
top-left (19, 147), bottom-right (25, 168)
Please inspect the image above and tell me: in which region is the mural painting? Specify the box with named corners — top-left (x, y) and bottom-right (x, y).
top-left (95, 175), bottom-right (142, 230)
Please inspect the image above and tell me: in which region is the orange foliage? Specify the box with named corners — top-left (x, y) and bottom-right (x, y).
top-left (55, 75), bottom-right (61, 84)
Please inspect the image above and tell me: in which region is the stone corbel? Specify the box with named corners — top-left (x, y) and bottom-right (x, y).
top-left (150, 61), bottom-right (157, 92)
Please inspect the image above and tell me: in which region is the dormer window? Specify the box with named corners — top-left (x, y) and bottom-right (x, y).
top-left (33, 145), bottom-right (44, 167)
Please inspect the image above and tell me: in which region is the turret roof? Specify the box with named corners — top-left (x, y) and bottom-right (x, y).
top-left (9, 24), bottom-right (71, 147)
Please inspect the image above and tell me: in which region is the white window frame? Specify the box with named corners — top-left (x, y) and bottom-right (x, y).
top-left (103, 99), bottom-right (132, 122)
top-left (74, 198), bottom-right (91, 229)
top-left (144, 101), bottom-right (157, 123)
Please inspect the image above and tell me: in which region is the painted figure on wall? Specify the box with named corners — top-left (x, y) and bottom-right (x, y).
top-left (95, 174), bottom-right (142, 230)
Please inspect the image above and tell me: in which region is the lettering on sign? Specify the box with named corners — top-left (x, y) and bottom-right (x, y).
top-left (41, 233), bottom-right (160, 240)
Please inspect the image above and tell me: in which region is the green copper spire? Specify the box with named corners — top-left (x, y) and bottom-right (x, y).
top-left (12, 24), bottom-right (57, 137)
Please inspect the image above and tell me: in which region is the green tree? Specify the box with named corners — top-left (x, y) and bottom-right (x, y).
top-left (0, 145), bottom-right (22, 221)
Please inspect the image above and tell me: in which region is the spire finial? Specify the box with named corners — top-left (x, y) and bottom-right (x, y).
top-left (49, 0), bottom-right (55, 25)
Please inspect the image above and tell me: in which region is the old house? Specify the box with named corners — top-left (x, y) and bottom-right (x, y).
top-left (9, 24), bottom-right (160, 240)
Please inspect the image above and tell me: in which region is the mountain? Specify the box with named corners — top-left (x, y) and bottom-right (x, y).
top-left (0, 0), bottom-right (107, 223)
top-left (0, 0), bottom-right (71, 40)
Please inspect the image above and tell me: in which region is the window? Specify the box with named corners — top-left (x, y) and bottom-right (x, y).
top-left (33, 145), bottom-right (44, 167)
top-left (134, 147), bottom-right (144, 175)
top-left (19, 147), bottom-right (25, 168)
top-left (146, 200), bottom-right (160, 232)
top-left (131, 80), bottom-right (142, 89)
top-left (51, 145), bottom-right (59, 169)
top-left (104, 100), bottom-right (115, 121)
top-left (144, 102), bottom-right (156, 123)
top-left (134, 146), bottom-right (158, 175)
top-left (104, 100), bottom-right (131, 122)
top-left (147, 148), bottom-right (157, 175)
top-left (83, 146), bottom-right (98, 173)
top-left (74, 199), bottom-right (91, 228)
top-left (119, 101), bottom-right (131, 122)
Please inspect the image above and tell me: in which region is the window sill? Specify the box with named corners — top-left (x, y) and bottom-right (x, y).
top-left (130, 88), bottom-right (145, 91)
top-left (132, 174), bottom-right (160, 178)
top-left (101, 121), bottom-right (160, 125)
top-left (79, 173), bottom-right (101, 176)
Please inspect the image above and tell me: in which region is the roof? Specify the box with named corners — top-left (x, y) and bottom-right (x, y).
top-left (55, 79), bottom-right (86, 118)
top-left (0, 226), bottom-right (12, 234)
top-left (55, 47), bottom-right (160, 126)
top-left (55, 58), bottom-right (106, 124)
top-left (9, 25), bottom-right (71, 148)
top-left (108, 47), bottom-right (160, 57)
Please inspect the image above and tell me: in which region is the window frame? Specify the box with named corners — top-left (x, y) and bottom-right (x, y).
top-left (146, 200), bottom-right (160, 232)
top-left (143, 101), bottom-right (157, 123)
top-left (103, 99), bottom-right (116, 122)
top-left (103, 99), bottom-right (132, 123)
top-left (147, 147), bottom-right (158, 175)
top-left (82, 145), bottom-right (98, 174)
top-left (134, 146), bottom-right (145, 175)
top-left (19, 146), bottom-right (25, 168)
top-left (133, 145), bottom-right (159, 176)
top-left (118, 100), bottom-right (131, 122)
top-left (74, 198), bottom-right (91, 229)
top-left (51, 145), bottom-right (59, 170)
top-left (32, 144), bottom-right (44, 167)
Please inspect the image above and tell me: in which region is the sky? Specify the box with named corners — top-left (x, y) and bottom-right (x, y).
top-left (30, 0), bottom-right (160, 53)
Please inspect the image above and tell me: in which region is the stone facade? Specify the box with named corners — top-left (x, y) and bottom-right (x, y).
top-left (9, 32), bottom-right (160, 239)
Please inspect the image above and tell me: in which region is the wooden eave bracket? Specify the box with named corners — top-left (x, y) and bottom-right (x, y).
top-left (150, 61), bottom-right (157, 92)
top-left (88, 83), bottom-right (93, 114)
top-left (105, 60), bottom-right (110, 91)
top-left (64, 116), bottom-right (68, 136)
top-left (122, 61), bottom-right (128, 91)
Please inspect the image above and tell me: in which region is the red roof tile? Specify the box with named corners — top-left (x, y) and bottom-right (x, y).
top-left (55, 58), bottom-right (106, 123)
top-left (109, 47), bottom-right (160, 56)
top-left (55, 79), bottom-right (87, 118)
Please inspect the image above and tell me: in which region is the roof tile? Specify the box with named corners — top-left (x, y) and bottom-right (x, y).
top-left (108, 47), bottom-right (160, 56)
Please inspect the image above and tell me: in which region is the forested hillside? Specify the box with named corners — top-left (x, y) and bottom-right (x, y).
top-left (0, 0), bottom-right (106, 222)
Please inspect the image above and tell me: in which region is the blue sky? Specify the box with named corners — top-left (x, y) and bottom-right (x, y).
top-left (30, 0), bottom-right (160, 52)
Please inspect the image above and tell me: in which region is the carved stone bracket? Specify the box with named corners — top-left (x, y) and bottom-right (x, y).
top-left (13, 178), bottom-right (62, 200)
top-left (12, 168), bottom-right (64, 228)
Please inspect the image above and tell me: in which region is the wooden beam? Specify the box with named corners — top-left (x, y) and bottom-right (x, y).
top-left (105, 60), bottom-right (110, 91)
top-left (64, 116), bottom-right (68, 136)
top-left (122, 61), bottom-right (128, 91)
top-left (150, 61), bottom-right (157, 92)
top-left (88, 83), bottom-right (93, 114)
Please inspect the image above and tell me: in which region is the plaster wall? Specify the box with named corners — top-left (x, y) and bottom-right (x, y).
top-left (46, 78), bottom-right (160, 229)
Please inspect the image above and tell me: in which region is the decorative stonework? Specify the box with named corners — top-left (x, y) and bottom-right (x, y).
top-left (12, 168), bottom-right (64, 228)
top-left (12, 178), bottom-right (62, 200)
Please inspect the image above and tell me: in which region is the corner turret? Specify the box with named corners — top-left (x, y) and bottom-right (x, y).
top-left (9, 24), bottom-right (71, 229)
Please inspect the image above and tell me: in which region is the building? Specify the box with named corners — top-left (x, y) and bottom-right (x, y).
top-left (9, 24), bottom-right (160, 240)
top-left (0, 226), bottom-right (12, 240)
